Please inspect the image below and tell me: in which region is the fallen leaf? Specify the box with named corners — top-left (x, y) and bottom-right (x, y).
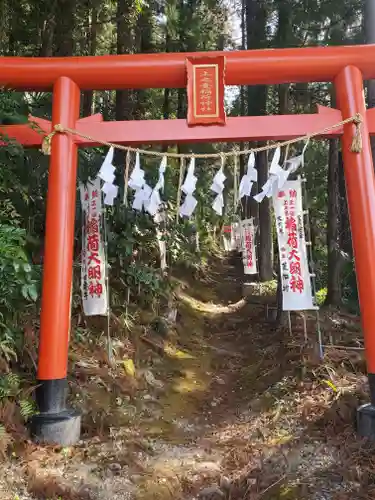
top-left (123, 358), bottom-right (136, 377)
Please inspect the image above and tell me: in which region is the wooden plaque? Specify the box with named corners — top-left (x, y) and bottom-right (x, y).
top-left (186, 56), bottom-right (226, 126)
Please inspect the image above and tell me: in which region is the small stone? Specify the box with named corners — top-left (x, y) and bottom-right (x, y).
top-left (219, 476), bottom-right (231, 491)
top-left (108, 463), bottom-right (122, 473)
top-left (198, 485), bottom-right (225, 499)
top-left (130, 474), bottom-right (142, 483)
top-left (195, 462), bottom-right (221, 474)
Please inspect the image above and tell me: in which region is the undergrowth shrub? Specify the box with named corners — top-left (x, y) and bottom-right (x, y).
top-left (0, 224), bottom-right (40, 364)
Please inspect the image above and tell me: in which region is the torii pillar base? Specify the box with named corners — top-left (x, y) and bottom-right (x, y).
top-left (30, 380), bottom-right (81, 446)
top-left (30, 411), bottom-right (81, 447)
top-left (357, 404), bottom-right (375, 440)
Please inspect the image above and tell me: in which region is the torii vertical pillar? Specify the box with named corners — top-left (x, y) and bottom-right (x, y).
top-left (30, 77), bottom-right (81, 445)
top-left (335, 65), bottom-right (375, 439)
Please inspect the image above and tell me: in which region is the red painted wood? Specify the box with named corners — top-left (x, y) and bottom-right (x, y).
top-left (37, 77), bottom-right (80, 380)
top-left (3, 108), bottom-right (370, 148)
top-left (335, 66), bottom-right (375, 374)
top-left (73, 113), bottom-right (345, 145)
top-left (2, 44), bottom-right (375, 90)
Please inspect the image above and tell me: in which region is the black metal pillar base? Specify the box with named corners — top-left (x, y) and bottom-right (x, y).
top-left (30, 409), bottom-right (81, 446)
top-left (357, 374), bottom-right (375, 441)
top-left (29, 378), bottom-right (81, 446)
top-left (357, 404), bottom-right (375, 440)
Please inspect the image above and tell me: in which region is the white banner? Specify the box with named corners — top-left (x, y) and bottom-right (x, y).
top-left (222, 231), bottom-right (232, 252)
top-left (241, 218), bottom-right (257, 275)
top-left (273, 180), bottom-right (315, 311)
top-left (222, 222), bottom-right (241, 252)
top-left (231, 222), bottom-right (241, 251)
top-left (80, 177), bottom-right (108, 316)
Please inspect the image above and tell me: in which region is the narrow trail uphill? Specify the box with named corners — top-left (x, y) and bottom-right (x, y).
top-left (1, 256), bottom-right (373, 500)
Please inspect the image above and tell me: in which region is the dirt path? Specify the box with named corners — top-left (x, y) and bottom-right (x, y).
top-left (1, 257), bottom-right (373, 500)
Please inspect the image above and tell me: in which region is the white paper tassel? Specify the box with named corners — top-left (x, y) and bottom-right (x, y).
top-left (98, 147), bottom-right (116, 183)
top-left (212, 193), bottom-right (224, 215)
top-left (254, 142), bottom-right (310, 203)
top-left (180, 194), bottom-right (198, 217)
top-left (147, 156), bottom-right (167, 216)
top-left (181, 157), bottom-right (197, 195)
top-left (269, 147), bottom-right (281, 175)
top-left (239, 152), bottom-right (257, 199)
top-left (210, 159), bottom-right (226, 214)
top-left (211, 165), bottom-right (226, 194)
top-left (97, 147), bottom-right (119, 206)
top-left (132, 183), bottom-right (152, 212)
top-left (179, 157), bottom-right (198, 218)
top-left (128, 152), bottom-right (153, 212)
top-left (128, 152), bottom-right (145, 191)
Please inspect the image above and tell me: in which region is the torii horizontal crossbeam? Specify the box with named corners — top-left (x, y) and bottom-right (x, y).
top-left (3, 106), bottom-right (375, 147)
top-left (2, 44), bottom-right (375, 90)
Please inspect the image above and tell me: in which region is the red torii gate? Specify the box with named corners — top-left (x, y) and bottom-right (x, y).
top-left (2, 45), bottom-right (375, 445)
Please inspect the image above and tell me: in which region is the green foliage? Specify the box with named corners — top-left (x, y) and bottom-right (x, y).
top-left (0, 373), bottom-right (20, 399)
top-left (0, 225), bottom-right (40, 360)
top-left (0, 373), bottom-right (38, 421)
top-left (315, 288), bottom-right (327, 306)
top-left (0, 225), bottom-right (40, 307)
top-left (19, 399), bottom-right (37, 420)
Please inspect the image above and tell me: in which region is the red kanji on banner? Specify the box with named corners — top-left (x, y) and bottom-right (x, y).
top-left (88, 281), bottom-right (103, 297)
top-left (290, 275), bottom-right (304, 293)
top-left (87, 217), bottom-right (99, 235)
top-left (285, 216), bottom-right (297, 232)
top-left (287, 232), bottom-right (298, 249)
top-left (87, 234), bottom-right (99, 252)
top-left (88, 252), bottom-right (101, 265)
top-left (289, 248), bottom-right (300, 261)
top-left (88, 265), bottom-right (101, 280)
top-left (290, 261), bottom-right (302, 275)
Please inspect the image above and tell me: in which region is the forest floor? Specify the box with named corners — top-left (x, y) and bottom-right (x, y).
top-left (1, 256), bottom-right (374, 500)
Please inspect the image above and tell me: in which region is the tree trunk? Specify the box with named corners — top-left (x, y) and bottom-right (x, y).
top-left (245, 0), bottom-right (272, 280)
top-left (53, 0), bottom-right (76, 56)
top-left (162, 24), bottom-right (171, 152)
top-left (257, 149), bottom-right (273, 281)
top-left (338, 150), bottom-right (352, 257)
top-left (116, 0), bottom-right (135, 121)
top-left (83, 5), bottom-right (98, 117)
top-left (39, 6), bottom-right (55, 57)
top-left (7, 1), bottom-right (19, 56)
top-left (239, 0), bottom-right (247, 211)
top-left (325, 137), bottom-right (342, 305)
top-left (134, 4), bottom-right (154, 119)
